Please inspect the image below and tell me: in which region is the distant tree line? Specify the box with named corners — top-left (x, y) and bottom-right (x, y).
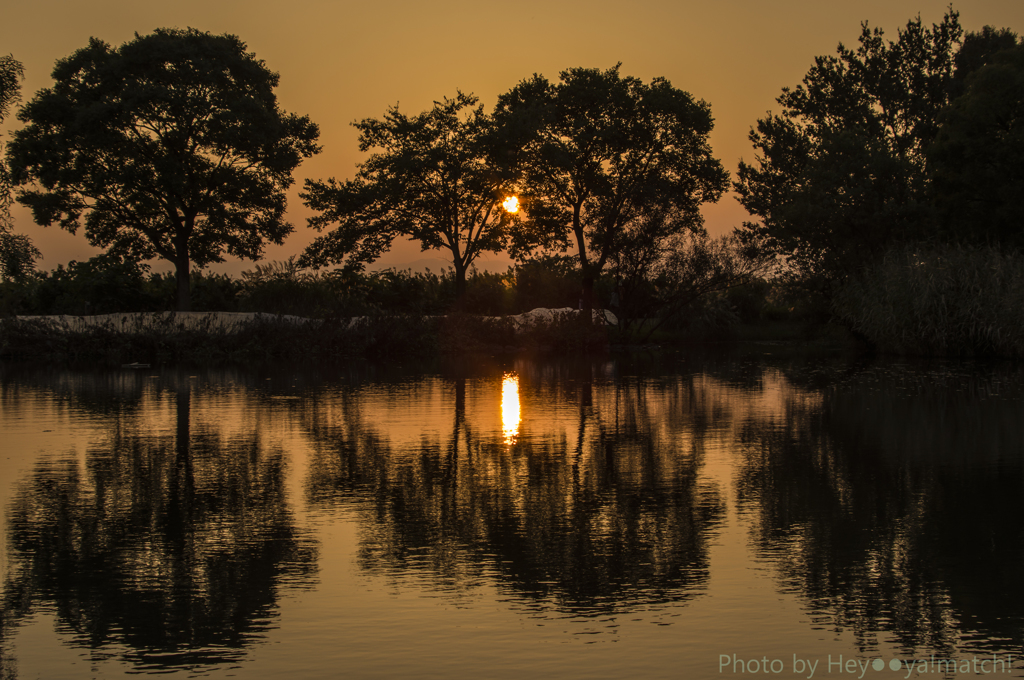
top-left (3, 9), bottom-right (1023, 353)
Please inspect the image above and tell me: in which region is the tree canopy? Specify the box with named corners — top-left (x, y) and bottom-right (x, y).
top-left (7, 29), bottom-right (320, 310)
top-left (493, 65), bottom-right (729, 317)
top-left (300, 92), bottom-right (514, 301)
top-left (0, 54), bottom-right (24, 118)
top-left (734, 10), bottom-right (964, 285)
top-left (930, 38), bottom-right (1024, 248)
top-left (0, 53), bottom-right (41, 281)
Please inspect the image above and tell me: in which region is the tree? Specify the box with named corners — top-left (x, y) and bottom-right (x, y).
top-left (300, 92), bottom-right (514, 302)
top-left (0, 54), bottom-right (41, 281)
top-left (734, 10), bottom-right (963, 287)
top-left (930, 38), bottom-right (1024, 248)
top-left (493, 65), bottom-right (729, 321)
top-left (7, 29), bottom-right (320, 310)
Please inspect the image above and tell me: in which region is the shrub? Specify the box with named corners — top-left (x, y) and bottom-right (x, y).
top-left (460, 269), bottom-right (515, 315)
top-left (833, 243), bottom-right (1024, 357)
top-left (511, 255), bottom-right (580, 312)
top-left (30, 253), bottom-right (158, 315)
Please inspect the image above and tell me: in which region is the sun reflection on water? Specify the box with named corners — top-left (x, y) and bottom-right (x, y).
top-left (501, 372), bottom-right (520, 444)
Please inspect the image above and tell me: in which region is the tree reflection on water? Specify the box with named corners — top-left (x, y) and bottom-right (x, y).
top-left (2, 355), bottom-right (1023, 675)
top-left (734, 361), bottom-right (1024, 656)
top-left (303, 360), bottom-right (726, 613)
top-left (0, 371), bottom-right (318, 672)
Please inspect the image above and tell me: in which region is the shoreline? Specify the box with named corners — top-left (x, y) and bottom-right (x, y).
top-left (0, 308), bottom-right (621, 364)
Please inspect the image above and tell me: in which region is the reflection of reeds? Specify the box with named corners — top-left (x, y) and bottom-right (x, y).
top-left (833, 244), bottom-right (1024, 357)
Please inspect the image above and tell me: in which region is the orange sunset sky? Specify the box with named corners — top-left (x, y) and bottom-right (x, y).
top-left (4, 0), bottom-right (1024, 276)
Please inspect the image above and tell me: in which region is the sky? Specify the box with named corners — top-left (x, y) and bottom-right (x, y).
top-left (4, 0), bottom-right (1024, 276)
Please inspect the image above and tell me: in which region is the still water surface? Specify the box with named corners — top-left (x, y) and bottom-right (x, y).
top-left (1, 351), bottom-right (1022, 679)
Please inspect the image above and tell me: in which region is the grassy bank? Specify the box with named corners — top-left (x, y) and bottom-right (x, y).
top-left (0, 302), bottom-right (863, 366)
top-left (0, 310), bottom-right (615, 365)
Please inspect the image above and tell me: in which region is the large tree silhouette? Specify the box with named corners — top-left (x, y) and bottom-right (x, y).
top-left (301, 92), bottom-right (515, 302)
top-left (734, 11), bottom-right (963, 286)
top-left (7, 28), bottom-right (320, 310)
top-left (494, 65), bottom-right (729, 320)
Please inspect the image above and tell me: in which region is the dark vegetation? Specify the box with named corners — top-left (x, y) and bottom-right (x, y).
top-left (734, 9), bottom-right (1024, 357)
top-left (0, 246), bottom-right (782, 363)
top-left (3, 9), bottom-right (1024, 361)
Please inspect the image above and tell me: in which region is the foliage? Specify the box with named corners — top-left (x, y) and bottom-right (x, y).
top-left (7, 29), bottom-right (320, 311)
top-left (511, 254), bottom-right (580, 311)
top-left (611, 229), bottom-right (775, 340)
top-left (832, 243), bottom-right (1024, 357)
top-left (0, 54), bottom-right (24, 118)
top-left (930, 41), bottom-right (1024, 248)
top-left (0, 258), bottom-right (537, 318)
top-left (494, 65), bottom-right (730, 316)
top-left (1, 242), bottom-right (775, 343)
top-left (0, 231), bottom-right (40, 283)
top-left (0, 253), bottom-right (623, 360)
top-left (454, 269), bottom-right (513, 316)
top-left (32, 253), bottom-right (155, 315)
top-left (238, 257), bottom-right (340, 316)
top-left (301, 92), bottom-right (513, 301)
top-left (0, 54), bottom-right (41, 281)
top-left (947, 25), bottom-right (1020, 100)
top-left (360, 268), bottom-right (453, 314)
top-left (0, 254), bottom-right (245, 317)
top-left (735, 10), bottom-right (964, 286)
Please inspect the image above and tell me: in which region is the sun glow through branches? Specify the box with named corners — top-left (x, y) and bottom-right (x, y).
top-left (502, 196), bottom-right (519, 213)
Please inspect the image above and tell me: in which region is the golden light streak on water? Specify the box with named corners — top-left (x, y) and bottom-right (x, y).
top-left (501, 372), bottom-right (520, 444)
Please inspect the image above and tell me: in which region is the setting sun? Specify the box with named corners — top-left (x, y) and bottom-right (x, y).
top-left (502, 196), bottom-right (519, 213)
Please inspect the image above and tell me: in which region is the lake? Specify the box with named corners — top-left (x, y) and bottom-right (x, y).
top-left (1, 349), bottom-right (1022, 679)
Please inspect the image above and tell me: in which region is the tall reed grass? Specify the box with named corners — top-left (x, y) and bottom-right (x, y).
top-left (0, 309), bottom-right (610, 364)
top-left (0, 313), bottom-right (442, 364)
top-left (832, 244), bottom-right (1024, 357)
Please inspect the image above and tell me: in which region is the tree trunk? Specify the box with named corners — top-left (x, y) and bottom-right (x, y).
top-left (168, 382), bottom-right (194, 547)
top-left (174, 238), bottom-right (191, 312)
top-left (451, 376), bottom-right (466, 458)
top-left (453, 260), bottom-right (468, 309)
top-left (574, 215), bottom-right (594, 326)
top-left (581, 274), bottom-right (595, 326)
